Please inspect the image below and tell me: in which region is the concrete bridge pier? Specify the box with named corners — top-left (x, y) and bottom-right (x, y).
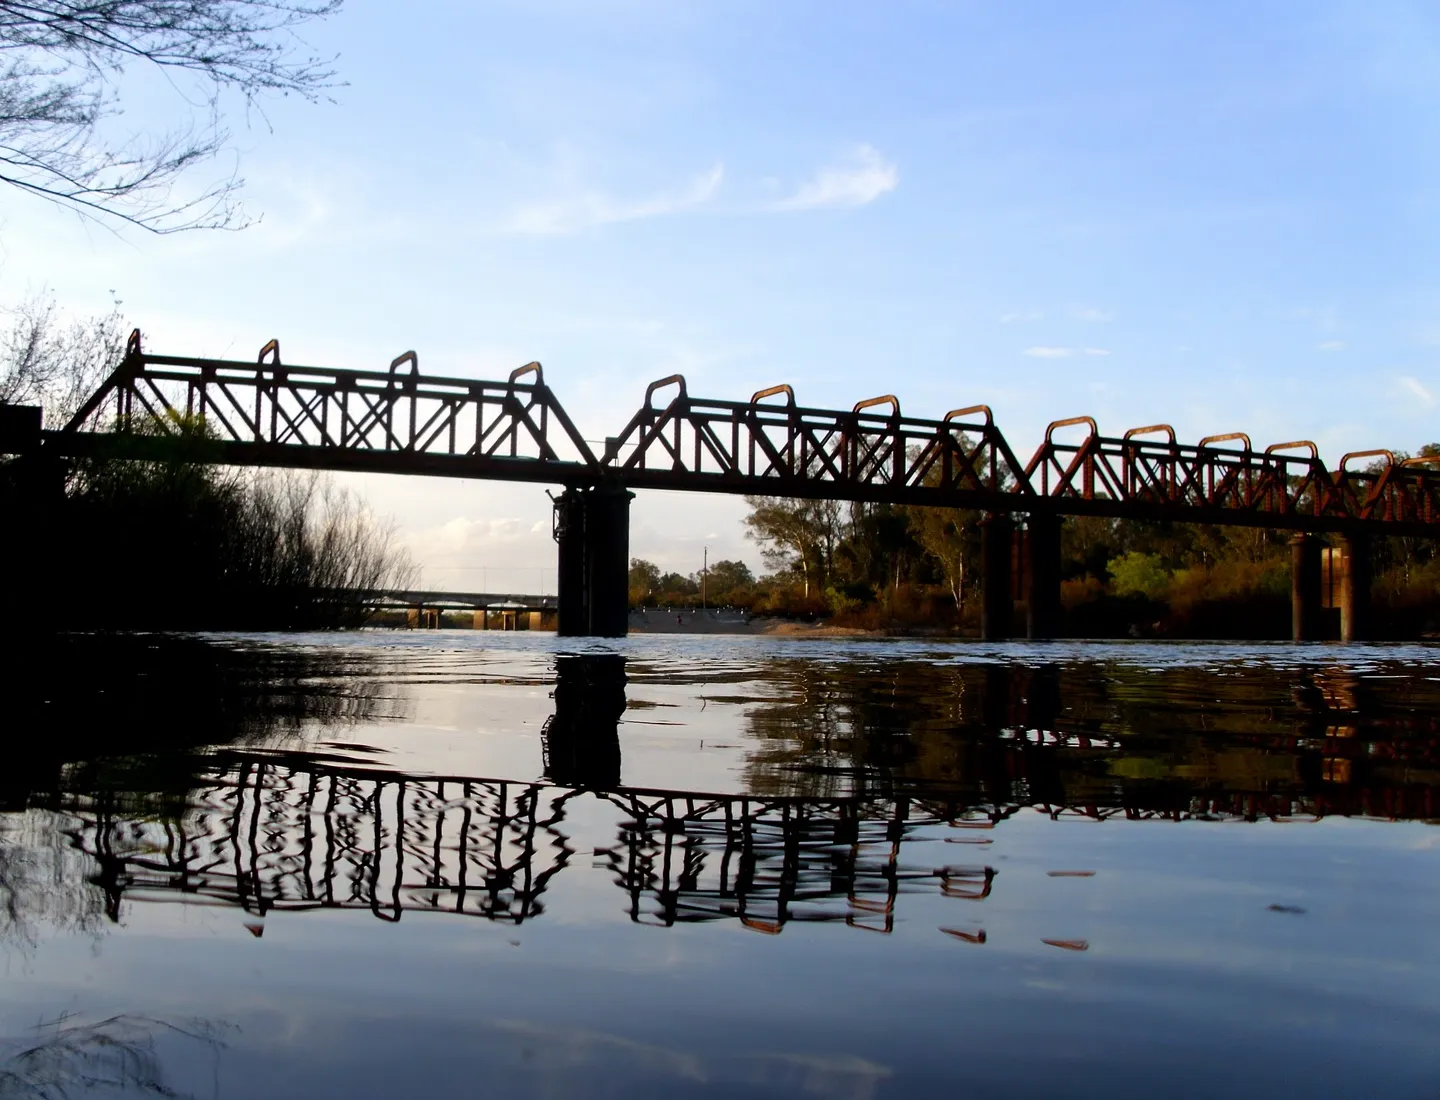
top-left (1025, 512), bottom-right (1062, 640)
top-left (1289, 534), bottom-right (1324, 641)
top-left (554, 484), bottom-right (634, 638)
top-left (980, 513), bottom-right (1014, 641)
top-left (1339, 533), bottom-right (1372, 643)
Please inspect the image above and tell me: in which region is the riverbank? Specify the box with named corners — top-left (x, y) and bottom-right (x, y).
top-left (628, 609), bottom-right (879, 636)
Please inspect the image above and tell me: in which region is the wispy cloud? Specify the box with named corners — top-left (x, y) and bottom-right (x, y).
top-left (1398, 375), bottom-right (1436, 408)
top-left (1000, 310), bottom-right (1042, 324)
top-left (503, 163), bottom-right (724, 235)
top-left (1024, 346), bottom-right (1110, 359)
top-left (1316, 340), bottom-right (1345, 351)
top-left (1071, 307), bottom-right (1113, 322)
top-left (772, 145), bottom-right (898, 212)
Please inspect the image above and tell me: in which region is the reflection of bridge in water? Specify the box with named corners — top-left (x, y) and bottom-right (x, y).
top-left (74, 760), bottom-right (1006, 934)
top-left (80, 754), bottom-right (1414, 937)
top-left (42, 652), bottom-right (1440, 934)
top-left (68, 726), bottom-right (1439, 938)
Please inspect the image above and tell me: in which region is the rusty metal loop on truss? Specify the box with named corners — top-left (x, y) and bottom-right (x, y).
top-left (1197, 432), bottom-right (1252, 452)
top-left (1122, 424), bottom-right (1176, 444)
top-left (750, 384), bottom-right (795, 407)
top-left (852, 394), bottom-right (900, 417)
top-left (1045, 416), bottom-right (1098, 444)
top-left (389, 351), bottom-right (419, 381)
top-left (1264, 440), bottom-right (1319, 459)
top-left (944, 404), bottom-right (993, 426)
top-left (644, 374), bottom-right (687, 408)
top-left (1339, 449), bottom-right (1396, 471)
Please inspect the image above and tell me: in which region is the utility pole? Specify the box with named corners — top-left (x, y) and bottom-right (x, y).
top-left (702, 545), bottom-right (708, 611)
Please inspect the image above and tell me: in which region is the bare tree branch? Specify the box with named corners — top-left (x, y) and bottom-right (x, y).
top-left (0, 0), bottom-right (341, 231)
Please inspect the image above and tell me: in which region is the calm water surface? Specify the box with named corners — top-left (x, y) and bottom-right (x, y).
top-left (2, 632), bottom-right (1439, 1098)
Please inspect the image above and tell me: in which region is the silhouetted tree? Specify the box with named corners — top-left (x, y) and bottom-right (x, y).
top-left (0, 290), bottom-right (126, 426)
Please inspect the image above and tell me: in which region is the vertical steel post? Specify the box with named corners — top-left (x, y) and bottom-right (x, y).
top-left (1289, 534), bottom-right (1324, 641)
top-left (980, 513), bottom-right (1013, 642)
top-left (1339, 533), bottom-right (1372, 643)
top-left (1026, 511), bottom-right (1062, 640)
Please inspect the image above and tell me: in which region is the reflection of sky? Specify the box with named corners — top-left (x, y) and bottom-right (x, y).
top-left (6, 808), bottom-right (1438, 1099)
top-left (4, 634), bottom-right (1440, 1098)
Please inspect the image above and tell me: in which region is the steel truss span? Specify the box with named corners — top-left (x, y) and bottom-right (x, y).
top-left (47, 332), bottom-right (1440, 535)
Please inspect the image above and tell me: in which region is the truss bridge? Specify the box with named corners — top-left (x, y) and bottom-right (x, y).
top-left (7, 331), bottom-right (1438, 638)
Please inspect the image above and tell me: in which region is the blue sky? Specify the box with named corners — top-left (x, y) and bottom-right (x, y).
top-left (5, 0), bottom-right (1439, 589)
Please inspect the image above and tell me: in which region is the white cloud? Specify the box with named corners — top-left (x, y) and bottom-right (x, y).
top-left (1071, 307), bottom-right (1113, 322)
top-left (1000, 310), bottom-right (1043, 323)
top-left (772, 145), bottom-right (899, 212)
top-left (1317, 340), bottom-right (1345, 351)
top-left (503, 163), bottom-right (724, 235)
top-left (1398, 375), bottom-right (1436, 408)
top-left (1023, 346), bottom-right (1110, 359)
top-left (397, 515), bottom-right (558, 591)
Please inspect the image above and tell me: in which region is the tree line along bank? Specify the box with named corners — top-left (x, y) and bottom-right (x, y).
top-left (628, 488), bottom-right (1440, 639)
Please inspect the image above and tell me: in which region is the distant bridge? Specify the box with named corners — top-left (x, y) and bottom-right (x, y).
top-left (368, 589), bottom-right (556, 629)
top-left (6, 330), bottom-right (1438, 638)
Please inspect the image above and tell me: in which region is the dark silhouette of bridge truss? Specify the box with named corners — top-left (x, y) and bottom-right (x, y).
top-left (67, 746), bottom-right (1436, 935)
top-left (46, 332), bottom-right (1440, 536)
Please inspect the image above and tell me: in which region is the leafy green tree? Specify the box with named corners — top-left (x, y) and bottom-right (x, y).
top-left (1107, 551), bottom-right (1171, 600)
top-left (703, 559), bottom-right (754, 604)
top-left (906, 505), bottom-right (980, 610)
top-left (743, 496), bottom-right (842, 598)
top-left (656, 571), bottom-right (699, 605)
top-left (629, 558), bottom-right (661, 606)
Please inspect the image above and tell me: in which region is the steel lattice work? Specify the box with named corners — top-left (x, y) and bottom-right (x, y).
top-left (59, 333), bottom-right (596, 482)
top-left (36, 331), bottom-right (1440, 534)
top-left (603, 377), bottom-right (1030, 510)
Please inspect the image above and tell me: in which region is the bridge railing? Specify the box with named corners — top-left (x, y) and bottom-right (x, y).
top-left (60, 332), bottom-right (599, 476)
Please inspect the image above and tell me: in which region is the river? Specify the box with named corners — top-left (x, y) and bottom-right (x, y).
top-left (2, 632), bottom-right (1438, 1098)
